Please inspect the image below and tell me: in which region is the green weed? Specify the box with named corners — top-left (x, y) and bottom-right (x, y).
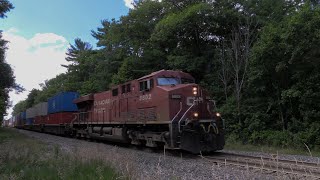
top-left (0, 128), bottom-right (121, 180)
top-left (225, 136), bottom-right (320, 157)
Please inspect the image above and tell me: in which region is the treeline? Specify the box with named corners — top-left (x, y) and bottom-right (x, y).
top-left (0, 1), bottom-right (22, 123)
top-left (13, 0), bottom-right (320, 150)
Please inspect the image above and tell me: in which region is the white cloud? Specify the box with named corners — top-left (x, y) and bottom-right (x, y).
top-left (124, 0), bottom-right (135, 9)
top-left (29, 33), bottom-right (68, 48)
top-left (6, 27), bottom-right (19, 34)
top-left (123, 0), bottom-right (162, 9)
top-left (2, 28), bottom-right (69, 118)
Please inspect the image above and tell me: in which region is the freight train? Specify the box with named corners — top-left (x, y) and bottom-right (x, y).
top-left (14, 70), bottom-right (225, 153)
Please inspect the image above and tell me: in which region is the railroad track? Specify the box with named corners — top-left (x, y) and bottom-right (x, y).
top-left (202, 152), bottom-right (320, 179)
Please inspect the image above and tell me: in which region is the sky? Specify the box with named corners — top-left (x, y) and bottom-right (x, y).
top-left (1, 0), bottom-right (135, 118)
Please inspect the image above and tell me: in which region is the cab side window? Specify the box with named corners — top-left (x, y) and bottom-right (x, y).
top-left (122, 84), bottom-right (131, 94)
top-left (127, 84), bottom-right (131, 92)
top-left (121, 85), bottom-right (126, 94)
top-left (139, 79), bottom-right (153, 91)
top-left (112, 88), bottom-right (118, 96)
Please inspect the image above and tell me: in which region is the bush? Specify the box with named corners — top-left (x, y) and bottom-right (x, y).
top-left (248, 130), bottom-right (293, 148)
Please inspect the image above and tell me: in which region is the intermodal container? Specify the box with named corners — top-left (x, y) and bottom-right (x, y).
top-left (34, 102), bottom-right (48, 116)
top-left (20, 111), bottom-right (27, 125)
top-left (26, 118), bottom-right (34, 125)
top-left (15, 114), bottom-right (21, 127)
top-left (47, 112), bottom-right (76, 124)
top-left (34, 116), bottom-right (40, 124)
top-left (21, 111), bottom-right (27, 120)
top-left (26, 107), bottom-right (36, 118)
top-left (48, 92), bottom-right (79, 114)
top-left (34, 116), bottom-right (47, 124)
top-left (10, 116), bottom-right (15, 127)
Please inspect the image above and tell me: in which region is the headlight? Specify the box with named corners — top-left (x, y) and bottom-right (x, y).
top-left (192, 87), bottom-right (198, 95)
top-left (193, 112), bottom-right (199, 118)
top-left (216, 112), bottom-right (221, 117)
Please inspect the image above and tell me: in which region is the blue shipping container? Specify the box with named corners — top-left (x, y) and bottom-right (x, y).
top-left (48, 92), bottom-right (79, 114)
top-left (26, 118), bottom-right (33, 125)
top-left (20, 111), bottom-right (26, 120)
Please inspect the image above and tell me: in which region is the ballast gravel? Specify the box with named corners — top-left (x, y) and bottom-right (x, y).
top-left (16, 129), bottom-right (317, 180)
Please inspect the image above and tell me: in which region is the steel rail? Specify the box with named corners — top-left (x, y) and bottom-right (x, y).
top-left (217, 152), bottom-right (320, 168)
top-left (202, 154), bottom-right (320, 179)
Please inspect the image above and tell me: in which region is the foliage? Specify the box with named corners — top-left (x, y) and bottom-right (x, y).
top-left (0, 0), bottom-right (13, 18)
top-left (12, 100), bottom-right (27, 115)
top-left (0, 0), bottom-right (23, 123)
top-left (12, 0), bottom-right (320, 151)
top-left (245, 2), bottom-right (320, 149)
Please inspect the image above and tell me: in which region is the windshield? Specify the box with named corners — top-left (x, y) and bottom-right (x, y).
top-left (157, 77), bottom-right (180, 86)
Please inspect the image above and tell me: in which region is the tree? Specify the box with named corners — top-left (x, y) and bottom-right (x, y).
top-left (248, 2), bottom-right (320, 148)
top-left (151, 2), bottom-right (217, 81)
top-left (0, 0), bottom-right (16, 122)
top-left (92, 0), bottom-right (167, 84)
top-left (12, 100), bottom-right (27, 115)
top-left (12, 0), bottom-right (320, 150)
top-left (25, 89), bottom-right (40, 108)
top-left (0, 0), bottom-right (13, 18)
top-left (65, 38), bottom-right (93, 64)
top-left (229, 18), bottom-right (258, 125)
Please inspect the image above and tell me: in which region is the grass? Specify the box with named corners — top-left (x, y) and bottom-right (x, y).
top-left (0, 128), bottom-right (121, 180)
top-left (225, 138), bottom-right (320, 157)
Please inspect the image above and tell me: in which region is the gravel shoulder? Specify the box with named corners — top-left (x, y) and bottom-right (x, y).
top-left (15, 129), bottom-right (313, 180)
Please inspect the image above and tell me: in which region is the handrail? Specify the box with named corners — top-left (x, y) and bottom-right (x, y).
top-left (170, 102), bottom-right (182, 147)
top-left (71, 112), bottom-right (80, 127)
top-left (71, 111), bottom-right (91, 125)
top-left (178, 100), bottom-right (198, 133)
top-left (206, 103), bottom-right (213, 116)
top-left (171, 102), bottom-right (183, 122)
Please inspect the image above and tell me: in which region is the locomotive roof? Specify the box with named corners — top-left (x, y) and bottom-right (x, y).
top-left (74, 70), bottom-right (195, 104)
top-left (137, 70), bottom-right (194, 80)
top-left (73, 93), bottom-right (94, 104)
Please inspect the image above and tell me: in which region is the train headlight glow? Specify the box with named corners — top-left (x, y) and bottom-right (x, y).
top-left (192, 87), bottom-right (198, 95)
top-left (216, 112), bottom-right (221, 117)
top-left (193, 112), bottom-right (199, 118)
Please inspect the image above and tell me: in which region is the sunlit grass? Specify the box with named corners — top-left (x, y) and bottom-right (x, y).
top-left (0, 128), bottom-right (121, 180)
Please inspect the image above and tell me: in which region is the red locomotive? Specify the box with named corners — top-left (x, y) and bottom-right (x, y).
top-left (14, 70), bottom-right (225, 153)
top-left (73, 70), bottom-right (225, 153)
